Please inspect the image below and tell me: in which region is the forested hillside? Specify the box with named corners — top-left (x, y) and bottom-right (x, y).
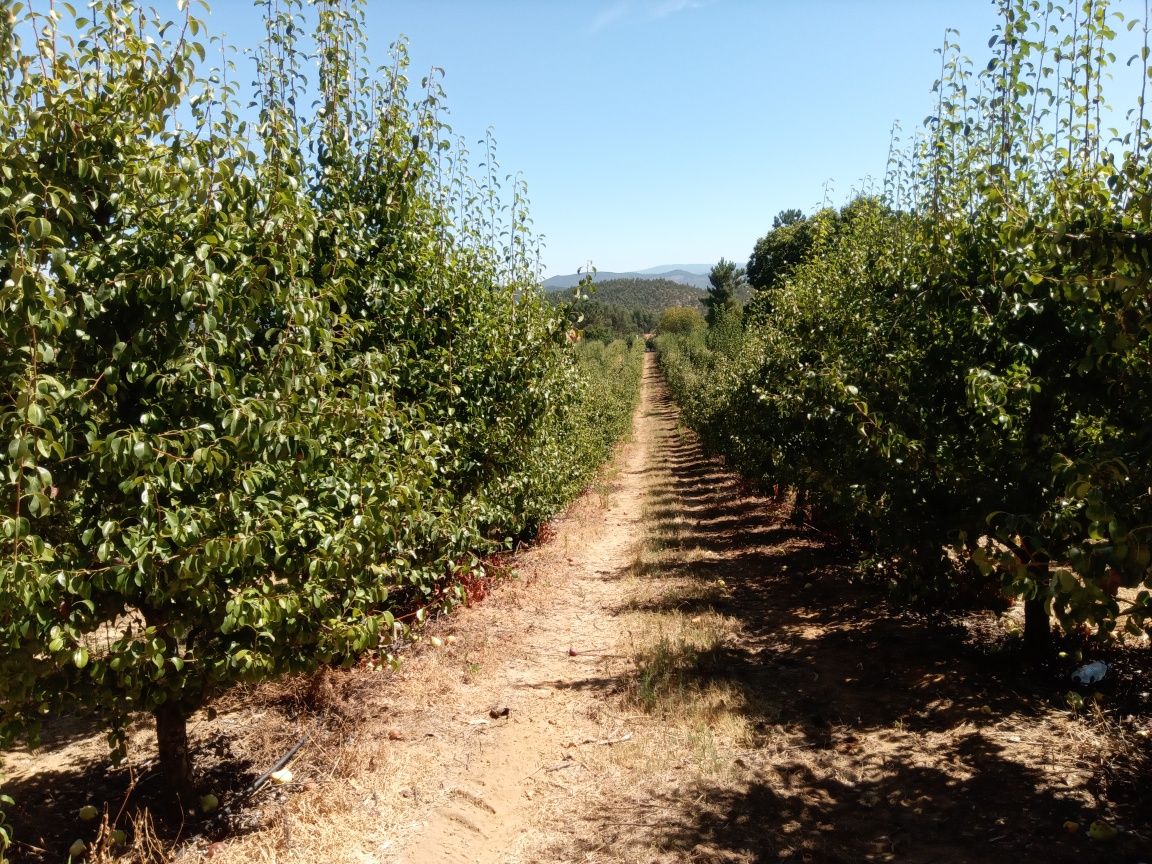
top-left (552, 277), bottom-right (705, 311)
top-left (551, 278), bottom-right (706, 340)
top-left (588, 278), bottom-right (706, 311)
top-left (542, 268), bottom-right (710, 291)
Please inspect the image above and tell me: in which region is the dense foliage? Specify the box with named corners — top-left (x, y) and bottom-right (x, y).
top-left (702, 258), bottom-right (745, 326)
top-left (568, 338), bottom-right (646, 468)
top-left (551, 276), bottom-right (707, 340)
top-left (659, 0), bottom-right (1152, 653)
top-left (552, 277), bottom-right (705, 313)
top-left (655, 306), bottom-right (705, 336)
top-left (560, 300), bottom-right (658, 341)
top-left (0, 0), bottom-right (640, 801)
top-left (745, 208), bottom-right (812, 295)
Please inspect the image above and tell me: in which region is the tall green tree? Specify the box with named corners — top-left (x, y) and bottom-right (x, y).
top-left (658, 0), bottom-right (1152, 658)
top-left (0, 0), bottom-right (629, 806)
top-left (773, 208), bottom-right (804, 229)
top-left (704, 258), bottom-right (744, 326)
top-left (746, 209), bottom-right (816, 295)
top-left (656, 306), bottom-right (705, 336)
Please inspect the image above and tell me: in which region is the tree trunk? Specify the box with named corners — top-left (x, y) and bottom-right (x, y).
top-left (1023, 596), bottom-right (1051, 657)
top-left (789, 488), bottom-right (809, 526)
top-left (1021, 540), bottom-right (1052, 658)
top-left (154, 701), bottom-right (192, 802)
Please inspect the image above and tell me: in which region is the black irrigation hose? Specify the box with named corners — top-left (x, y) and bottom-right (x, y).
top-left (246, 732), bottom-right (312, 797)
top-left (206, 730), bottom-right (313, 828)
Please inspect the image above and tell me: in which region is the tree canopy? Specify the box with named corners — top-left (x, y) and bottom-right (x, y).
top-left (746, 209), bottom-right (817, 294)
top-left (703, 258), bottom-right (745, 326)
top-left (657, 0), bottom-right (1152, 656)
top-left (0, 0), bottom-right (643, 803)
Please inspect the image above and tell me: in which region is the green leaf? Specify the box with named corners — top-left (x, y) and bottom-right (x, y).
top-left (28, 217), bottom-right (51, 240)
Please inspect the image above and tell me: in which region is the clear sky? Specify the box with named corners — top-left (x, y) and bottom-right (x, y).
top-left (201, 0), bottom-right (1149, 277)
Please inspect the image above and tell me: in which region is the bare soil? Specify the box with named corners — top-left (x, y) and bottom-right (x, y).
top-left (3, 353), bottom-right (1150, 863)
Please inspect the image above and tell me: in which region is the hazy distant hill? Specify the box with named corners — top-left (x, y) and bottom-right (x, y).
top-left (635, 264), bottom-right (713, 276)
top-left (543, 268), bottom-right (710, 292)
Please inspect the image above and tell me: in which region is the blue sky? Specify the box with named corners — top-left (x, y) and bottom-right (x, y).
top-left (203, 0), bottom-right (1149, 277)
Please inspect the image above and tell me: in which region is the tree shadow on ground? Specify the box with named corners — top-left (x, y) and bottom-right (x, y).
top-left (572, 386), bottom-right (1152, 864)
top-left (582, 736), bottom-right (1100, 864)
top-left (1, 730), bottom-right (260, 863)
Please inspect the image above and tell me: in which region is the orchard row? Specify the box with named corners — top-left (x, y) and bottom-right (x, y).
top-left (0, 0), bottom-right (642, 812)
top-left (659, 0), bottom-right (1152, 653)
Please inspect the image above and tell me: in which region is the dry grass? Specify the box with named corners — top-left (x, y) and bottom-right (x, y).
top-left (100, 809), bottom-right (170, 864)
top-left (591, 463), bottom-right (622, 510)
top-left (604, 500), bottom-right (766, 784)
top-left (182, 630), bottom-right (503, 862)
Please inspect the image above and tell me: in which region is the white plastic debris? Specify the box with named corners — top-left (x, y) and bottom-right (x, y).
top-left (1071, 661), bottom-right (1109, 685)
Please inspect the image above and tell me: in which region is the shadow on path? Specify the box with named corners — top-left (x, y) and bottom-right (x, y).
top-left (569, 367), bottom-right (1150, 864)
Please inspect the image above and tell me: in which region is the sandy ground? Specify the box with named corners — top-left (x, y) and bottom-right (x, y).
top-left (4, 353), bottom-right (1149, 864)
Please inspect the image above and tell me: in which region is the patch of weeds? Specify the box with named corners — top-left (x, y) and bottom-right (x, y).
top-left (685, 724), bottom-right (724, 774)
top-left (649, 525), bottom-right (684, 552)
top-left (593, 466), bottom-right (621, 509)
top-left (625, 614), bottom-right (733, 716)
top-left (633, 633), bottom-right (687, 713)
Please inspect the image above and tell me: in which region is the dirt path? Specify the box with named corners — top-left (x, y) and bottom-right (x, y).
top-left (386, 360), bottom-right (657, 864)
top-left (380, 354), bottom-right (1145, 864)
top-left (5, 354), bottom-right (1148, 863)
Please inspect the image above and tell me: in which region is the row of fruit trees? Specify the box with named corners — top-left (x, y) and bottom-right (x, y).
top-left (0, 1), bottom-right (644, 847)
top-left (658, 0), bottom-right (1152, 655)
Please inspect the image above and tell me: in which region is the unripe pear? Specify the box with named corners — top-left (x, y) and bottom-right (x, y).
top-left (1088, 820), bottom-right (1118, 841)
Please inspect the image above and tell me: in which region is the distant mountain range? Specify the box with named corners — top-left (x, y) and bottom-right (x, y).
top-left (543, 265), bottom-right (711, 292)
top-left (635, 264), bottom-right (714, 276)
